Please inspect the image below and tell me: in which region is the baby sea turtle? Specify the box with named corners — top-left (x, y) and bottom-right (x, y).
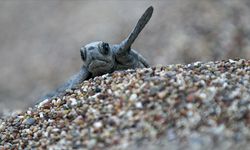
top-left (40, 6), bottom-right (153, 101)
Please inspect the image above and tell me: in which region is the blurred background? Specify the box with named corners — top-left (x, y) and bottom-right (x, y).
top-left (0, 0), bottom-right (250, 113)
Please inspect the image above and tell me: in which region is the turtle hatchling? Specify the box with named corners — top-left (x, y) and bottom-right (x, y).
top-left (39, 6), bottom-right (154, 101)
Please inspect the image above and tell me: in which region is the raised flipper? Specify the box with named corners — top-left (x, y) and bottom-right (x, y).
top-left (117, 6), bottom-right (153, 55)
top-left (37, 66), bottom-right (91, 103)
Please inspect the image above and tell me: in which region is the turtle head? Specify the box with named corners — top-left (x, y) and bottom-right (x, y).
top-left (80, 41), bottom-right (115, 76)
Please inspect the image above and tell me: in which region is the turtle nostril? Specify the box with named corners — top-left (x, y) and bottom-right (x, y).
top-left (88, 46), bottom-right (95, 50)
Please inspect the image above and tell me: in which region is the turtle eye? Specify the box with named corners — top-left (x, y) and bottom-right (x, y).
top-left (101, 42), bottom-right (109, 55)
top-left (80, 47), bottom-right (86, 61)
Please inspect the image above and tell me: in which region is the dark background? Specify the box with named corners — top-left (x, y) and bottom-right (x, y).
top-left (0, 0), bottom-right (249, 112)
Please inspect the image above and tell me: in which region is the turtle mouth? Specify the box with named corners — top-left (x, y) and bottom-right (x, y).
top-left (88, 59), bottom-right (112, 73)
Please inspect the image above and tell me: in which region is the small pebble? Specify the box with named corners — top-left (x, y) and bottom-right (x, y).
top-left (23, 117), bottom-right (36, 126)
top-left (93, 121), bottom-right (103, 129)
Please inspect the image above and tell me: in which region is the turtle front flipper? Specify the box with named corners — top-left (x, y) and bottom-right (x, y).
top-left (117, 6), bottom-right (153, 55)
top-left (37, 66), bottom-right (91, 103)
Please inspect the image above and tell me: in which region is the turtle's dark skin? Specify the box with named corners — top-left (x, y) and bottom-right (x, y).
top-left (39, 6), bottom-right (153, 102)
